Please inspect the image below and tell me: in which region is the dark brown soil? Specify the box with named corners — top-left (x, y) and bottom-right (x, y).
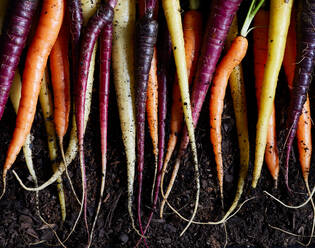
top-left (0, 1), bottom-right (314, 247)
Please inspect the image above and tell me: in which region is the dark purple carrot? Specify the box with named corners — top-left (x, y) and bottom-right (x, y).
top-left (162, 0), bottom-right (242, 214)
top-left (284, 0), bottom-right (315, 190)
top-left (75, 2), bottom-right (114, 242)
top-left (0, 0), bottom-right (39, 120)
top-left (134, 0), bottom-right (158, 239)
top-left (137, 24), bottom-right (172, 246)
top-left (67, 0), bottom-right (83, 84)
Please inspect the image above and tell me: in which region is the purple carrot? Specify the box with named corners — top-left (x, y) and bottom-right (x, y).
top-left (134, 3), bottom-right (158, 239)
top-left (87, 21), bottom-right (114, 248)
top-left (284, 0), bottom-right (315, 190)
top-left (162, 0), bottom-right (242, 210)
top-left (0, 0), bottom-right (39, 120)
top-left (67, 0), bottom-right (83, 84)
top-left (75, 2), bottom-right (114, 242)
top-left (137, 25), bottom-right (172, 246)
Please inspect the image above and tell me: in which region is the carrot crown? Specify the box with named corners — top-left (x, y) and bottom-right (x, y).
top-left (240, 0), bottom-right (265, 37)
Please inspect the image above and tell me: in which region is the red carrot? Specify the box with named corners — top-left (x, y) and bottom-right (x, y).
top-left (0, 0), bottom-right (39, 120)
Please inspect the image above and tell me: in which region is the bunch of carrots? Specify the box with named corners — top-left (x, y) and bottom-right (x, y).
top-left (0, 0), bottom-right (314, 247)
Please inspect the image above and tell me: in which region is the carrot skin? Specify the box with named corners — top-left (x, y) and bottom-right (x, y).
top-left (134, 10), bottom-right (158, 236)
top-left (253, 10), bottom-right (279, 182)
top-left (0, 0), bottom-right (39, 120)
top-left (2, 0), bottom-right (64, 190)
top-left (284, 0), bottom-right (315, 189)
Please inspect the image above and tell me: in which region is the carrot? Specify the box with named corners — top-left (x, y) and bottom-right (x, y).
top-left (39, 69), bottom-right (67, 223)
top-left (252, 0), bottom-right (293, 188)
top-left (160, 1), bottom-right (202, 217)
top-left (0, 0), bottom-right (39, 121)
top-left (1, 0), bottom-right (64, 198)
top-left (283, 1), bottom-right (314, 191)
top-left (88, 1), bottom-right (117, 247)
top-left (112, 0), bottom-right (140, 236)
top-left (146, 48), bottom-right (159, 199)
top-left (50, 15), bottom-right (71, 161)
top-left (136, 21), bottom-right (173, 245)
top-left (253, 9), bottom-right (279, 184)
top-left (9, 73), bottom-right (38, 188)
top-left (209, 0), bottom-right (263, 205)
top-left (134, 1), bottom-right (158, 239)
top-left (67, 0), bottom-right (83, 87)
top-left (139, 0), bottom-right (159, 201)
top-left (49, 13), bottom-right (79, 201)
top-left (161, 0), bottom-right (203, 235)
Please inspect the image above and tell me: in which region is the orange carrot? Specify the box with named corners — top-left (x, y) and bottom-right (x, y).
top-left (50, 15), bottom-right (71, 159)
top-left (209, 0), bottom-right (263, 201)
top-left (209, 36), bottom-right (248, 200)
top-left (160, 9), bottom-right (202, 217)
top-left (253, 9), bottom-right (279, 184)
top-left (1, 0), bottom-right (64, 198)
top-left (146, 47), bottom-right (159, 196)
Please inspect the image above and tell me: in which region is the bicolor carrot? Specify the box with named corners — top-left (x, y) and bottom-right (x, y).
top-left (253, 9), bottom-right (279, 184)
top-left (1, 0), bottom-right (64, 198)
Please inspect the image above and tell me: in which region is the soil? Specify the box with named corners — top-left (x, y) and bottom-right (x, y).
top-left (0, 1), bottom-right (314, 248)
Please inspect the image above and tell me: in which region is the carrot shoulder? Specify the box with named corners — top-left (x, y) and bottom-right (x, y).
top-left (2, 0), bottom-right (64, 196)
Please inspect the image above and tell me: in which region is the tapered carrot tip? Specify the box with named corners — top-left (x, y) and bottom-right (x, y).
top-left (0, 171), bottom-right (7, 200)
top-left (274, 179), bottom-right (278, 190)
